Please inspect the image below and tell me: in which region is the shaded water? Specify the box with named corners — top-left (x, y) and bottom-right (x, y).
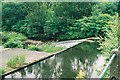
top-left (5, 42), bottom-right (104, 79)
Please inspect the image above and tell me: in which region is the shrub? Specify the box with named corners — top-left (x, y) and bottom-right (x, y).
top-left (58, 14), bottom-right (112, 41)
top-left (0, 33), bottom-right (8, 43)
top-left (27, 45), bottom-right (40, 51)
top-left (40, 43), bottom-right (64, 53)
top-left (7, 55), bottom-right (25, 68)
top-left (2, 3), bottom-right (28, 31)
top-left (0, 68), bottom-right (5, 75)
top-left (1, 32), bottom-right (27, 48)
top-left (11, 20), bottom-right (40, 39)
top-left (98, 15), bottom-right (118, 56)
top-left (2, 32), bottom-right (27, 41)
top-left (4, 40), bottom-right (23, 48)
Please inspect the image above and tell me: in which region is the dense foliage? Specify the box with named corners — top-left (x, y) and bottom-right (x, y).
top-left (92, 2), bottom-right (118, 16)
top-left (58, 14), bottom-right (112, 40)
top-left (99, 15), bottom-right (118, 56)
top-left (2, 3), bottom-right (28, 31)
top-left (2, 2), bottom-right (118, 41)
top-left (1, 32), bottom-right (27, 48)
top-left (2, 2), bottom-right (96, 40)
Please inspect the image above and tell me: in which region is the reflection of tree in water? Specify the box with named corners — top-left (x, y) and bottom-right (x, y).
top-left (19, 69), bottom-right (26, 78)
top-left (68, 42), bottom-right (101, 77)
top-left (26, 65), bottom-right (33, 74)
top-left (18, 42), bottom-right (101, 78)
top-left (57, 42), bottom-right (101, 78)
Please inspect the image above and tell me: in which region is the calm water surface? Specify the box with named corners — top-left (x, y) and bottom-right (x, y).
top-left (5, 42), bottom-right (104, 79)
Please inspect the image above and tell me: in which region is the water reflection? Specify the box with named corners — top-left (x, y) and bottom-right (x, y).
top-left (5, 42), bottom-right (103, 79)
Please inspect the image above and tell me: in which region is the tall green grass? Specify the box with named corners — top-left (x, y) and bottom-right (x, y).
top-left (27, 45), bottom-right (40, 51)
top-left (7, 55), bottom-right (25, 68)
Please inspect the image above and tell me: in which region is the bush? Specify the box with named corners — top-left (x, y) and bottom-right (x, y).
top-left (27, 45), bottom-right (40, 51)
top-left (58, 14), bottom-right (112, 41)
top-left (1, 32), bottom-right (27, 48)
top-left (0, 68), bottom-right (5, 75)
top-left (4, 40), bottom-right (23, 48)
top-left (7, 55), bottom-right (25, 68)
top-left (11, 20), bottom-right (40, 39)
top-left (40, 43), bottom-right (64, 53)
top-left (98, 15), bottom-right (118, 56)
top-left (2, 3), bottom-right (28, 31)
top-left (2, 2), bottom-right (96, 40)
top-left (2, 32), bottom-right (27, 41)
top-left (0, 32), bottom-right (8, 43)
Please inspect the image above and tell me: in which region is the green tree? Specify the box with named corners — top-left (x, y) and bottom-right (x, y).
top-left (2, 2), bottom-right (28, 31)
top-left (58, 14), bottom-right (112, 41)
top-left (44, 2), bottom-right (96, 40)
top-left (53, 2), bottom-right (95, 19)
top-left (25, 2), bottom-right (47, 39)
top-left (92, 2), bottom-right (118, 16)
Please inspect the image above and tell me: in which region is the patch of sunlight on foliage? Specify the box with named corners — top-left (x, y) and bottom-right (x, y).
top-left (40, 43), bottom-right (64, 53)
top-left (75, 70), bottom-right (85, 80)
top-left (99, 14), bottom-right (118, 57)
top-left (0, 68), bottom-right (5, 76)
top-left (7, 55), bottom-right (26, 69)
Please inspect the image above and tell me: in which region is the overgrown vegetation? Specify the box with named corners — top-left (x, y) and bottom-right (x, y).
top-left (1, 32), bottom-right (27, 48)
top-left (92, 2), bottom-right (118, 16)
top-left (58, 14), bottom-right (112, 40)
top-left (99, 14), bottom-right (118, 56)
top-left (7, 55), bottom-right (26, 68)
top-left (96, 13), bottom-right (118, 78)
top-left (2, 2), bottom-right (116, 41)
top-left (4, 40), bottom-right (23, 48)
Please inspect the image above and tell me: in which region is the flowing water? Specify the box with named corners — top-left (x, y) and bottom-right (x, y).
top-left (4, 41), bottom-right (105, 79)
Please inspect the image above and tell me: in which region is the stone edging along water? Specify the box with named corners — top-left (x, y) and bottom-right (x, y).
top-left (1, 38), bottom-right (99, 78)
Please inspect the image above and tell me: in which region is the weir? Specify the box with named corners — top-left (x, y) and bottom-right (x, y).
top-left (2, 42), bottom-right (104, 79)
